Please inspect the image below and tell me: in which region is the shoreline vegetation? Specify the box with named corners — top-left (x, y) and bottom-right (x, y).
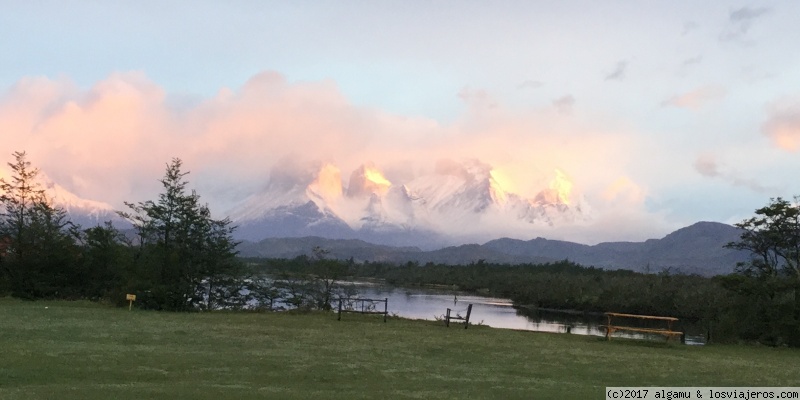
top-left (1, 298), bottom-right (799, 400)
top-left (254, 258), bottom-right (743, 341)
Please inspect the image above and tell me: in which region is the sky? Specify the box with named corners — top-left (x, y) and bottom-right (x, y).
top-left (1, 1), bottom-right (799, 243)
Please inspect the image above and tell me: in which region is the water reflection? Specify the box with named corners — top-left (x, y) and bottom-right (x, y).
top-left (352, 283), bottom-right (705, 345)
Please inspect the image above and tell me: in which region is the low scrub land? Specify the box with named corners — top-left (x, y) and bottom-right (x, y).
top-left (2, 299), bottom-right (799, 399)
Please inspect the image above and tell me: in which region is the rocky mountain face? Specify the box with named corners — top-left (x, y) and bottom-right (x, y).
top-left (229, 159), bottom-right (587, 249)
top-left (237, 221), bottom-right (750, 276)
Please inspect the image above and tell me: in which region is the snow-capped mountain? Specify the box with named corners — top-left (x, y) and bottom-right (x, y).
top-left (0, 171), bottom-right (120, 228)
top-left (231, 163), bottom-right (356, 242)
top-left (2, 158), bottom-right (588, 245)
top-left (229, 159), bottom-right (590, 248)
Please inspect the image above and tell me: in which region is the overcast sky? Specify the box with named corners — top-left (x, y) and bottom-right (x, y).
top-left (1, 1), bottom-right (799, 243)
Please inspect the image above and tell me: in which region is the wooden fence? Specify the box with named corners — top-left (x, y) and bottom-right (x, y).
top-left (337, 297), bottom-right (388, 323)
top-left (444, 304), bottom-right (473, 329)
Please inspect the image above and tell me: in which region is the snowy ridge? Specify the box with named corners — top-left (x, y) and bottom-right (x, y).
top-left (39, 174), bottom-right (116, 217)
top-left (229, 159), bottom-right (591, 244)
top-left (0, 170), bottom-right (119, 227)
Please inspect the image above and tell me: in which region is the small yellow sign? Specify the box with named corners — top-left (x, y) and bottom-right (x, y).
top-left (126, 294), bottom-right (136, 311)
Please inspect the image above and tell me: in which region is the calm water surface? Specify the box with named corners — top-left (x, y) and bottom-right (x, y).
top-left (349, 282), bottom-right (706, 345)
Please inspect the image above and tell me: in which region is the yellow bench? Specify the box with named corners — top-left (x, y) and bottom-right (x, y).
top-left (602, 312), bottom-right (683, 342)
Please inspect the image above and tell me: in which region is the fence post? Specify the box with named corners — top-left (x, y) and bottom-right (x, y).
top-left (445, 308), bottom-right (451, 327)
top-left (464, 304), bottom-right (473, 329)
top-left (337, 298), bottom-right (342, 321)
top-left (383, 298), bottom-right (388, 323)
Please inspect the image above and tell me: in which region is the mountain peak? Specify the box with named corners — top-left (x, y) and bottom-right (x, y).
top-left (308, 163), bottom-right (343, 203)
top-left (0, 169), bottom-right (119, 227)
top-left (532, 169), bottom-right (573, 205)
top-left (346, 163), bottom-right (392, 198)
top-left (38, 173), bottom-right (115, 213)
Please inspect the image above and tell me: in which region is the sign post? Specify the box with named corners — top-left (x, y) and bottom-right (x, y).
top-left (126, 294), bottom-right (136, 311)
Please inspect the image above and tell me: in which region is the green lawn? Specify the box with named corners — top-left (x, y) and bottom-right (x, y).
top-left (1, 298), bottom-right (798, 399)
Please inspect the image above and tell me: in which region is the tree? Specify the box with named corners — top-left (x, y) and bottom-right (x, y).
top-left (119, 158), bottom-right (240, 311)
top-left (725, 196), bottom-right (800, 345)
top-left (245, 273), bottom-right (282, 310)
top-left (1, 151), bottom-right (45, 270)
top-left (0, 151), bottom-right (80, 299)
top-left (307, 246), bottom-right (349, 310)
top-left (79, 222), bottom-right (132, 300)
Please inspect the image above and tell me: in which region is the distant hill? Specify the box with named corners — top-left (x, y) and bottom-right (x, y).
top-left (237, 221), bottom-right (750, 276)
top-left (482, 221), bottom-right (747, 275)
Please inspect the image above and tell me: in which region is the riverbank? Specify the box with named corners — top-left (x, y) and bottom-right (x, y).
top-left (342, 282), bottom-right (710, 343)
top-left (2, 298), bottom-right (798, 399)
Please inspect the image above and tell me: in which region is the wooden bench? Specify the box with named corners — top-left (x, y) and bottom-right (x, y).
top-left (601, 312), bottom-right (683, 342)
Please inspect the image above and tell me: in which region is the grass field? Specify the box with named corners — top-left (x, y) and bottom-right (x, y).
top-left (1, 298), bottom-right (798, 399)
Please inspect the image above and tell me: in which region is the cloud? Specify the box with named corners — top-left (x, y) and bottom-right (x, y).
top-left (681, 55), bottom-right (703, 67)
top-left (730, 6), bottom-right (770, 22)
top-left (517, 80), bottom-right (543, 90)
top-left (552, 95), bottom-right (575, 114)
top-left (741, 65), bottom-right (776, 83)
top-left (693, 154), bottom-right (720, 177)
top-left (0, 72), bottom-right (173, 198)
top-left (602, 176), bottom-right (647, 204)
top-left (0, 71), bottom-right (676, 242)
top-left (693, 154), bottom-right (775, 193)
top-left (682, 21), bottom-right (698, 36)
top-left (661, 85), bottom-right (726, 110)
top-left (720, 6), bottom-right (770, 42)
top-left (604, 61), bottom-right (627, 81)
top-left (457, 86), bottom-right (498, 109)
top-left (762, 98), bottom-right (800, 152)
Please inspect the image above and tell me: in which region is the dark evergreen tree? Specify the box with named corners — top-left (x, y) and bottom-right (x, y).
top-left (79, 222), bottom-right (132, 300)
top-left (0, 151), bottom-right (80, 299)
top-left (119, 158), bottom-right (240, 310)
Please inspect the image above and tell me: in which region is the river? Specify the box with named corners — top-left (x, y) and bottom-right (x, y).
top-left (347, 282), bottom-right (706, 345)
